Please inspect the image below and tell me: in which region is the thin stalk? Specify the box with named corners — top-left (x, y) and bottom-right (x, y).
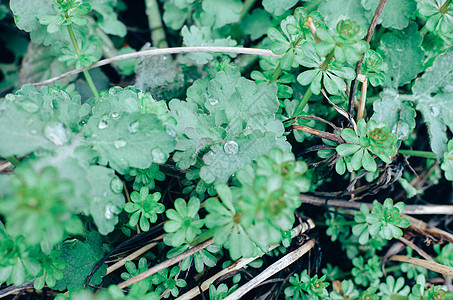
top-left (440, 0), bottom-right (452, 14)
top-left (420, 24), bottom-right (429, 36)
top-left (292, 89), bottom-right (313, 117)
top-left (240, 0), bottom-right (257, 19)
top-left (145, 0), bottom-right (168, 48)
top-left (292, 50), bottom-right (335, 117)
top-left (399, 149), bottom-right (438, 159)
top-left (5, 156), bottom-right (20, 166)
top-left (66, 25), bottom-right (99, 98)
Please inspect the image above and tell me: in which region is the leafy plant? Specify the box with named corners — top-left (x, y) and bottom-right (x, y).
top-left (124, 187), bottom-right (165, 232)
top-left (352, 198), bottom-right (410, 244)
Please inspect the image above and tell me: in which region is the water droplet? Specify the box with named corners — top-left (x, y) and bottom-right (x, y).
top-left (429, 104), bottom-right (439, 117)
top-left (44, 122), bottom-right (68, 146)
top-left (396, 48), bottom-right (403, 52)
top-left (162, 55), bottom-right (168, 60)
top-left (129, 121), bottom-right (139, 133)
top-left (102, 192), bottom-right (107, 197)
top-left (208, 97), bottom-right (218, 105)
top-left (110, 177), bottom-right (123, 193)
top-left (152, 148), bottom-right (166, 164)
top-left (114, 139), bottom-right (127, 148)
top-left (104, 205), bottom-right (115, 219)
top-left (19, 100), bottom-right (40, 113)
top-left (98, 120), bottom-right (107, 129)
top-left (30, 129), bottom-right (38, 135)
top-left (224, 140), bottom-right (239, 155)
top-left (111, 112), bottom-right (119, 118)
top-left (166, 126), bottom-right (177, 137)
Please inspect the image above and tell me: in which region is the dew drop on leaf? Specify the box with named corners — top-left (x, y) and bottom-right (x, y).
top-left (30, 129), bottom-right (38, 135)
top-left (208, 97), bottom-right (218, 105)
top-left (114, 139), bottom-right (127, 148)
top-left (104, 205), bottom-right (115, 219)
top-left (18, 100), bottom-right (40, 113)
top-left (129, 121), bottom-right (139, 133)
top-left (224, 140), bottom-right (239, 155)
top-left (110, 177), bottom-right (123, 193)
top-left (98, 120), bottom-right (107, 129)
top-left (44, 122), bottom-right (68, 146)
top-left (152, 148), bottom-right (166, 163)
top-left (166, 126), bottom-right (177, 137)
top-left (111, 112), bottom-right (120, 118)
top-left (429, 104), bottom-right (439, 117)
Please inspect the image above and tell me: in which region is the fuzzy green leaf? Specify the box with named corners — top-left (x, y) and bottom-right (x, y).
top-left (377, 23), bottom-right (424, 89)
top-left (362, 0), bottom-right (416, 29)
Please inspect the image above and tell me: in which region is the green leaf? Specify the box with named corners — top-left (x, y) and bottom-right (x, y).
top-left (241, 9), bottom-right (272, 40)
top-left (415, 93), bottom-right (453, 157)
top-left (262, 0), bottom-right (298, 16)
top-left (318, 0), bottom-right (370, 30)
top-left (10, 0), bottom-right (54, 32)
top-left (201, 0), bottom-right (242, 29)
top-left (371, 90), bottom-right (416, 140)
top-left (362, 0), bottom-right (416, 29)
top-left (412, 47), bottom-right (453, 99)
top-left (362, 150), bottom-right (377, 172)
top-left (83, 87), bottom-right (175, 174)
top-left (377, 23), bottom-right (424, 89)
top-left (336, 143), bottom-right (361, 156)
top-left (53, 232), bottom-right (108, 291)
top-left (200, 131), bottom-right (290, 184)
top-left (90, 0), bottom-right (127, 37)
top-left (341, 128), bottom-right (360, 144)
top-left (181, 25), bottom-right (237, 64)
top-left (86, 166), bottom-right (125, 235)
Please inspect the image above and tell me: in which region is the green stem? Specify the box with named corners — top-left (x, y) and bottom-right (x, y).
top-left (66, 25), bottom-right (99, 98)
top-left (5, 156), bottom-right (20, 166)
top-left (292, 88), bottom-right (313, 117)
top-left (399, 149), bottom-right (438, 159)
top-left (272, 66), bottom-right (283, 82)
top-left (440, 0), bottom-right (452, 14)
top-left (145, 0), bottom-right (168, 48)
top-left (189, 228), bottom-right (218, 247)
top-left (240, 0), bottom-right (257, 19)
top-left (419, 24), bottom-right (429, 36)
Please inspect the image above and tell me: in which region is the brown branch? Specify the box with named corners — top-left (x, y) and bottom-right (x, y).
top-left (398, 236), bottom-right (435, 262)
top-left (117, 238), bottom-right (214, 289)
top-left (299, 194), bottom-right (453, 215)
top-left (389, 255), bottom-right (453, 276)
top-left (292, 125), bottom-right (343, 144)
top-left (31, 46), bottom-right (282, 87)
top-left (348, 0), bottom-right (388, 120)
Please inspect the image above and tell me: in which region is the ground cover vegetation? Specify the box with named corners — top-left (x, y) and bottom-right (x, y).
top-left (0, 0), bottom-right (453, 299)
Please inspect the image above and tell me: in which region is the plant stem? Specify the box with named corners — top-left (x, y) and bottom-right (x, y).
top-left (240, 0), bottom-right (257, 19)
top-left (440, 0), bottom-right (452, 14)
top-left (145, 0), bottom-right (168, 48)
top-left (292, 89), bottom-right (313, 117)
top-left (34, 46), bottom-right (282, 87)
top-left (272, 65), bottom-right (282, 81)
top-left (419, 24), bottom-right (429, 36)
top-left (399, 149), bottom-right (438, 159)
top-left (66, 25), bottom-right (99, 98)
top-left (5, 156), bottom-right (20, 166)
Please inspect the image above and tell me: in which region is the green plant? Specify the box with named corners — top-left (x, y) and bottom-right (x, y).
top-left (284, 270), bottom-right (330, 300)
top-left (352, 198), bottom-right (410, 244)
top-left (124, 187), bottom-right (165, 232)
